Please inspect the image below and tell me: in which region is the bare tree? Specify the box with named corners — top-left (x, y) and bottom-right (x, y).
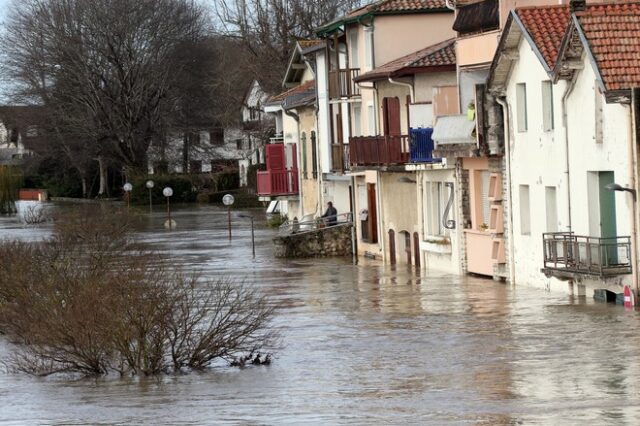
top-left (213, 0), bottom-right (365, 93)
top-left (0, 208), bottom-right (277, 377)
top-left (1, 0), bottom-right (210, 179)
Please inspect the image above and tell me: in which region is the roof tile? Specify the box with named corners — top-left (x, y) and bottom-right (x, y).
top-left (576, 1), bottom-right (640, 91)
top-left (516, 5), bottom-right (570, 70)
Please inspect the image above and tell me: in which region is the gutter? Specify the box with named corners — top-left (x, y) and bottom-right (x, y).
top-left (496, 96), bottom-right (515, 286)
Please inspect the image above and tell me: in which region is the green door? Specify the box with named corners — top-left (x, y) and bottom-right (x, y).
top-left (598, 171), bottom-right (617, 264)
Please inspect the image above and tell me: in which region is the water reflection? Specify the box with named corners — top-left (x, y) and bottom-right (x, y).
top-left (1, 204), bottom-right (640, 424)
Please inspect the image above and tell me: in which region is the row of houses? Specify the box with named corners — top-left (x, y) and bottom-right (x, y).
top-left (258, 0), bottom-right (640, 298)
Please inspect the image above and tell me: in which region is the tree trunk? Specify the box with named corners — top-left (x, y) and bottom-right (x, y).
top-left (81, 176), bottom-right (88, 199)
top-left (97, 156), bottom-right (108, 196)
top-left (182, 131), bottom-right (190, 173)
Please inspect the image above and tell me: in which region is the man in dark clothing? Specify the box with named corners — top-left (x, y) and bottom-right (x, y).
top-left (321, 201), bottom-right (338, 226)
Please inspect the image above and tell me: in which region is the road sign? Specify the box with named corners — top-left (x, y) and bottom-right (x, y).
top-left (222, 194), bottom-right (235, 206)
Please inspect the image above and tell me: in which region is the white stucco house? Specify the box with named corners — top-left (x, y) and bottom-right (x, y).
top-left (488, 1), bottom-right (640, 296)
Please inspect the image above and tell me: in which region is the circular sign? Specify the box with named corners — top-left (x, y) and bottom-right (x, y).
top-left (123, 182), bottom-right (133, 192)
top-left (222, 194), bottom-right (235, 206)
top-left (163, 187), bottom-right (174, 197)
top-left (146, 180), bottom-right (155, 189)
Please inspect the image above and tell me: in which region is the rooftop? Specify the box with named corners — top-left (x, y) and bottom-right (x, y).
top-left (516, 5), bottom-right (570, 70)
top-left (355, 38), bottom-right (456, 82)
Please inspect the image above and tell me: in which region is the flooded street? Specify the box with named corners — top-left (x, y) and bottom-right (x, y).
top-left (2, 204), bottom-right (640, 425)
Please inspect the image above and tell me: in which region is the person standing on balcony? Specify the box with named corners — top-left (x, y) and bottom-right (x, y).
top-left (322, 201), bottom-right (338, 226)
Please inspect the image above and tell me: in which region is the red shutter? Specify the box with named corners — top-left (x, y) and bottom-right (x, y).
top-left (266, 144), bottom-right (285, 170)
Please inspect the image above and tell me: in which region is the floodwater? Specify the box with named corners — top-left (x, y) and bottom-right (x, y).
top-left (2, 202), bottom-right (640, 425)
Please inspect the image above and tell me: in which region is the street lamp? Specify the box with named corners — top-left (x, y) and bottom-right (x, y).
top-left (146, 180), bottom-right (154, 213)
top-left (238, 213), bottom-right (255, 259)
top-left (163, 186), bottom-right (174, 230)
top-left (222, 194), bottom-right (235, 240)
top-left (605, 183), bottom-right (637, 202)
top-left (123, 182), bottom-right (133, 212)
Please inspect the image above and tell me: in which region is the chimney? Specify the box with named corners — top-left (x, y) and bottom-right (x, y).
top-left (570, 0), bottom-right (586, 12)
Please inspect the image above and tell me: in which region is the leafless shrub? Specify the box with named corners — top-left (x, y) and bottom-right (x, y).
top-left (0, 208), bottom-right (277, 377)
top-left (22, 204), bottom-right (49, 225)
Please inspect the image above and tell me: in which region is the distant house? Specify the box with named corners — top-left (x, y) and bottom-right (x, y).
top-left (0, 106), bottom-right (46, 167)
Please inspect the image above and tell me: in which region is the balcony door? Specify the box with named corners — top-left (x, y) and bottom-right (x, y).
top-left (266, 144), bottom-right (285, 171)
top-left (589, 171), bottom-right (618, 265)
top-left (382, 97), bottom-right (401, 136)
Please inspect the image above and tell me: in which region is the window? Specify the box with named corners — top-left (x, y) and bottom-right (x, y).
top-left (519, 185), bottom-right (531, 235)
top-left (595, 84), bottom-right (603, 143)
top-left (424, 181), bottom-right (450, 237)
top-left (516, 83), bottom-right (527, 132)
top-left (542, 80), bottom-right (554, 131)
top-left (352, 104), bottom-right (362, 137)
top-left (210, 128), bottom-right (224, 145)
top-left (349, 30), bottom-right (359, 68)
top-left (480, 170), bottom-right (491, 228)
top-left (545, 186), bottom-right (558, 232)
top-left (364, 27), bottom-right (374, 70)
top-left (367, 102), bottom-right (375, 136)
top-left (235, 139), bottom-right (243, 150)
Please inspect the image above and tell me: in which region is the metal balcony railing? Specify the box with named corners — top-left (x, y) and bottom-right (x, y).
top-left (256, 169), bottom-right (299, 197)
top-left (542, 232), bottom-right (632, 277)
top-left (328, 68), bottom-right (360, 99)
top-left (279, 212), bottom-right (353, 236)
top-left (349, 135), bottom-right (410, 167)
top-left (409, 127), bottom-right (442, 164)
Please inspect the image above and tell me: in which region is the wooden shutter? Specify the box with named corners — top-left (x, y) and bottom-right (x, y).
top-left (383, 97), bottom-right (401, 136)
top-left (266, 144), bottom-right (285, 170)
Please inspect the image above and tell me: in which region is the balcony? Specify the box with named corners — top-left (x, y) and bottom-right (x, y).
top-left (409, 128), bottom-right (442, 164)
top-left (256, 169), bottom-right (299, 197)
top-left (349, 135), bottom-right (409, 167)
top-left (542, 232), bottom-right (632, 279)
top-left (329, 68), bottom-right (360, 99)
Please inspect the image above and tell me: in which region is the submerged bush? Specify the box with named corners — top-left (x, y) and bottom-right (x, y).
top-left (0, 166), bottom-right (21, 215)
top-left (0, 207), bottom-right (276, 377)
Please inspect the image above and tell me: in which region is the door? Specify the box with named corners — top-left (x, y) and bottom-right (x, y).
top-left (598, 171), bottom-right (618, 264)
top-left (388, 229), bottom-right (396, 265)
top-left (367, 183), bottom-right (378, 243)
top-left (266, 144), bottom-right (285, 170)
top-left (383, 97), bottom-right (401, 136)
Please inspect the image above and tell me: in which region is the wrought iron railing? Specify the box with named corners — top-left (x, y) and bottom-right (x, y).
top-left (542, 232), bottom-right (632, 277)
top-left (256, 169), bottom-right (299, 197)
top-left (279, 212), bottom-right (353, 236)
top-left (328, 68), bottom-right (361, 99)
top-left (349, 135), bottom-right (410, 166)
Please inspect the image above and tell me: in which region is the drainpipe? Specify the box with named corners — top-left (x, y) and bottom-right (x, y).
top-left (562, 75), bottom-right (578, 231)
top-left (629, 89), bottom-right (639, 299)
top-left (388, 77), bottom-right (414, 103)
top-left (496, 96), bottom-right (516, 286)
top-left (283, 105), bottom-right (303, 219)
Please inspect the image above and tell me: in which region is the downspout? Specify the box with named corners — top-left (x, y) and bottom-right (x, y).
top-left (283, 105), bottom-right (303, 219)
top-left (562, 74), bottom-right (578, 231)
top-left (629, 88), bottom-right (639, 300)
top-left (388, 77), bottom-right (414, 103)
top-left (496, 96), bottom-right (515, 286)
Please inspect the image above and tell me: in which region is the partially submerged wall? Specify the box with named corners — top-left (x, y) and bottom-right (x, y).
top-left (273, 224), bottom-right (353, 258)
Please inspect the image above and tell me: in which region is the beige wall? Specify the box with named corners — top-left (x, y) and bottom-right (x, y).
top-left (414, 72), bottom-right (458, 103)
top-left (380, 172), bottom-right (420, 265)
top-left (456, 30), bottom-right (500, 68)
top-left (373, 13), bottom-right (456, 66)
top-left (298, 107), bottom-right (319, 217)
top-left (354, 171), bottom-right (383, 258)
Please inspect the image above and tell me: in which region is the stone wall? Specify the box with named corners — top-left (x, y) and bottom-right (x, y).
top-left (273, 224), bottom-right (354, 258)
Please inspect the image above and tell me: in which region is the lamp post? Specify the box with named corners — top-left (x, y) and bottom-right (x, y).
top-left (146, 180), bottom-right (155, 213)
top-left (222, 194), bottom-right (235, 240)
top-left (238, 213), bottom-right (255, 258)
top-left (163, 187), bottom-right (174, 230)
top-left (123, 182), bottom-right (133, 212)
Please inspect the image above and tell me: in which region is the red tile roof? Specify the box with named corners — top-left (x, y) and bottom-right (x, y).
top-left (297, 39), bottom-right (323, 49)
top-left (575, 1), bottom-right (640, 91)
top-left (516, 5), bottom-right (570, 70)
top-left (355, 38), bottom-right (456, 82)
top-left (375, 0), bottom-right (449, 13)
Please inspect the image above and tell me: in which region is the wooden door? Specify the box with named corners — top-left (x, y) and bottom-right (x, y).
top-left (367, 183), bottom-right (378, 243)
top-left (383, 97), bottom-right (401, 136)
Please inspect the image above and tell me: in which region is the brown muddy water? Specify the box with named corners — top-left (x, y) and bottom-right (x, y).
top-left (1, 202), bottom-right (640, 425)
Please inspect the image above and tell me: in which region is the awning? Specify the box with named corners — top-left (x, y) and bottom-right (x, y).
top-left (432, 115), bottom-right (476, 145)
